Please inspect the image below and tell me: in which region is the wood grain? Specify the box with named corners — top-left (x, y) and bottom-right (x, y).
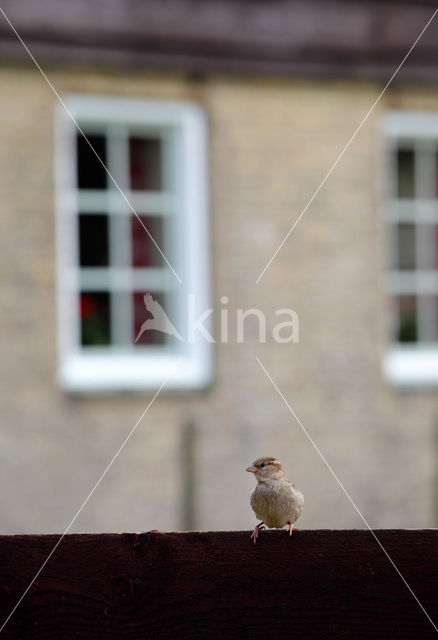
top-left (0, 530), bottom-right (436, 639)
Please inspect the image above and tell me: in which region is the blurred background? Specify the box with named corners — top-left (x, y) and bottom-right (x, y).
top-left (1, 0), bottom-right (438, 533)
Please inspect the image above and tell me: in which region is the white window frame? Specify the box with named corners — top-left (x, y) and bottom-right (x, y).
top-left (55, 95), bottom-right (212, 392)
top-left (382, 110), bottom-right (438, 387)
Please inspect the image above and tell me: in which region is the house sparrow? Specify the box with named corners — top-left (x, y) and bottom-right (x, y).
top-left (246, 456), bottom-right (304, 543)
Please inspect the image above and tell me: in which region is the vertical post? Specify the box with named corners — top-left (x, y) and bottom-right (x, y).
top-left (181, 420), bottom-right (197, 530)
top-left (434, 419), bottom-right (438, 526)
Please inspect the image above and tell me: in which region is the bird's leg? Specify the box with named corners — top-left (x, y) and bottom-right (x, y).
top-left (287, 522), bottom-right (300, 535)
top-left (250, 522), bottom-right (265, 543)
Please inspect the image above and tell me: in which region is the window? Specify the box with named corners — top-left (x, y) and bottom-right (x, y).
top-left (382, 111), bottom-right (438, 386)
top-left (55, 96), bottom-right (212, 391)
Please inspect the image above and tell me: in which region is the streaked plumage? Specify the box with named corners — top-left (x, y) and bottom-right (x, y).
top-left (246, 456), bottom-right (304, 543)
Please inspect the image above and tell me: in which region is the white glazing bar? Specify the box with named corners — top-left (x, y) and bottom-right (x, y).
top-left (77, 191), bottom-right (110, 212)
top-left (415, 144), bottom-right (437, 341)
top-left (388, 200), bottom-right (438, 224)
top-left (107, 125), bottom-right (131, 346)
top-left (387, 271), bottom-right (438, 295)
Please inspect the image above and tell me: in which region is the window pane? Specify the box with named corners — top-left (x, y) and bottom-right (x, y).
top-left (436, 150), bottom-right (438, 198)
top-left (434, 296), bottom-right (438, 342)
top-left (79, 214), bottom-right (109, 267)
top-left (77, 134), bottom-right (107, 189)
top-left (129, 137), bottom-right (162, 190)
top-left (133, 292), bottom-right (167, 345)
top-left (131, 215), bottom-right (164, 267)
top-left (396, 295), bottom-right (418, 343)
top-left (434, 226), bottom-right (438, 269)
top-left (419, 295), bottom-right (437, 343)
top-left (80, 292), bottom-right (111, 346)
top-left (396, 223), bottom-right (415, 270)
top-left (397, 149), bottom-right (415, 199)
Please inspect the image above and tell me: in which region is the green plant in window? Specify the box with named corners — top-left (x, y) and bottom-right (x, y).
top-left (398, 310), bottom-right (418, 343)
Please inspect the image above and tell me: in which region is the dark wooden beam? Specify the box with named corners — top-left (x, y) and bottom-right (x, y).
top-left (0, 1), bottom-right (437, 82)
top-left (0, 530), bottom-right (436, 638)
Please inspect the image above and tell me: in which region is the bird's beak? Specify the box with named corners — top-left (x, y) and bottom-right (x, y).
top-left (246, 466), bottom-right (257, 473)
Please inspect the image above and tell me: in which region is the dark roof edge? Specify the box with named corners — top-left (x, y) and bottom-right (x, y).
top-left (0, 0), bottom-right (436, 83)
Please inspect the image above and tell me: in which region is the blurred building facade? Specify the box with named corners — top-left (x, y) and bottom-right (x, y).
top-left (1, 0), bottom-right (438, 533)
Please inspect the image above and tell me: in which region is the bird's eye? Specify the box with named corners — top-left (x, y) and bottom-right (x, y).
top-left (260, 462), bottom-right (266, 467)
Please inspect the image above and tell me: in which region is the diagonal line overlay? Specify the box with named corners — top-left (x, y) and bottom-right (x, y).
top-left (0, 358), bottom-right (182, 634)
top-left (256, 8), bottom-right (438, 283)
top-left (0, 7), bottom-right (182, 284)
top-left (256, 356), bottom-right (438, 634)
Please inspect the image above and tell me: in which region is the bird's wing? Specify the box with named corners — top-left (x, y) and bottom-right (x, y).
top-left (284, 480), bottom-right (304, 504)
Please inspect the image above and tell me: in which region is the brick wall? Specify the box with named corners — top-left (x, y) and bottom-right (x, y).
top-left (0, 66), bottom-right (436, 533)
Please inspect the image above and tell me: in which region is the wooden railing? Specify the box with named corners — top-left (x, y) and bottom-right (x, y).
top-left (0, 530), bottom-right (436, 638)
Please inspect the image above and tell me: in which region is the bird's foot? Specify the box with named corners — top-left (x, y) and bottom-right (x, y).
top-left (250, 522), bottom-right (265, 544)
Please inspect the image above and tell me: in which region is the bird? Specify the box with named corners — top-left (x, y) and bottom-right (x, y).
top-left (246, 456), bottom-right (304, 543)
top-left (135, 293), bottom-right (183, 342)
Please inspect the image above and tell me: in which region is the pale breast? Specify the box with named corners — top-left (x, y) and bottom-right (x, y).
top-left (250, 479), bottom-right (304, 528)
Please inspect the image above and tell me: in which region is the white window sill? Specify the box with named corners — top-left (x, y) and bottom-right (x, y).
top-left (383, 347), bottom-right (438, 387)
top-left (58, 350), bottom-right (213, 393)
